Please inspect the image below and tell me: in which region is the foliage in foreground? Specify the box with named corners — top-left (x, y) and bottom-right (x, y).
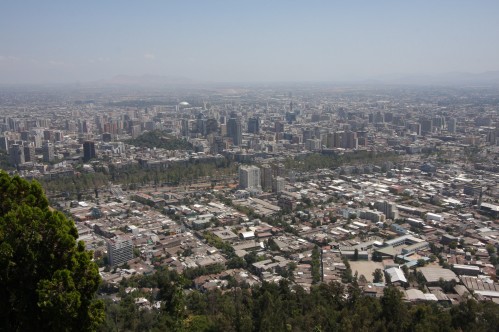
top-left (99, 269), bottom-right (499, 332)
top-left (0, 171), bottom-right (104, 331)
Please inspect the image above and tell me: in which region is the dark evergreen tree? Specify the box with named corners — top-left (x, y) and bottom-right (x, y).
top-left (0, 171), bottom-right (104, 331)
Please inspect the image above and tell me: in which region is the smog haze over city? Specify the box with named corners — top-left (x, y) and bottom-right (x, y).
top-left (1, 2), bottom-right (499, 332)
top-left (1, 1), bottom-right (499, 85)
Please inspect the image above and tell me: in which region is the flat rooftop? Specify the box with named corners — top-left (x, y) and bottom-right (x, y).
top-left (418, 267), bottom-right (458, 283)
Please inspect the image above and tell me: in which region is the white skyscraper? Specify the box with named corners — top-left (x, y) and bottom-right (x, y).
top-left (448, 118), bottom-right (457, 134)
top-left (107, 236), bottom-right (134, 267)
top-left (239, 165), bottom-right (261, 190)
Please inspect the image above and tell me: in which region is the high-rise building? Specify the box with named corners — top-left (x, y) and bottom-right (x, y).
top-left (448, 118), bottom-right (457, 134)
top-left (486, 128), bottom-right (498, 145)
top-left (374, 201), bottom-right (399, 220)
top-left (54, 131), bottom-right (63, 142)
top-left (131, 124), bottom-right (141, 139)
top-left (333, 132), bottom-right (344, 148)
top-left (272, 176), bottom-right (286, 193)
top-left (8, 118), bottom-right (19, 131)
top-left (107, 236), bottom-right (134, 267)
top-left (260, 164), bottom-right (273, 191)
top-left (247, 116), bottom-right (260, 134)
top-left (210, 136), bottom-right (226, 154)
top-left (39, 118), bottom-right (50, 128)
top-left (43, 130), bottom-right (53, 142)
top-left (227, 112), bottom-right (242, 146)
top-left (81, 120), bottom-right (89, 133)
top-left (433, 116), bottom-right (445, 130)
top-left (83, 141), bottom-right (96, 162)
top-left (344, 131), bottom-right (358, 149)
top-left (23, 143), bottom-right (36, 163)
top-left (326, 133), bottom-right (335, 148)
top-left (420, 119), bottom-right (433, 135)
top-left (408, 123), bottom-right (422, 136)
top-left (285, 111), bottom-right (296, 124)
top-left (181, 119), bottom-right (190, 137)
top-left (9, 144), bottom-right (25, 166)
top-left (95, 115), bottom-right (103, 133)
top-left (42, 142), bottom-right (54, 163)
top-left (33, 133), bottom-right (43, 148)
top-left (239, 165), bottom-right (261, 190)
top-left (195, 113), bottom-right (207, 136)
top-left (302, 128), bottom-right (314, 141)
top-left (305, 138), bottom-right (321, 151)
top-left (0, 136), bottom-right (9, 152)
top-left (220, 123), bottom-right (227, 137)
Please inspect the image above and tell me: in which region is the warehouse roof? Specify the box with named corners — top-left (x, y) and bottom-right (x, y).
top-left (418, 267), bottom-right (459, 283)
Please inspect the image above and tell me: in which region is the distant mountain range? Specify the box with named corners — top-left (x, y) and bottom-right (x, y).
top-left (89, 71), bottom-right (499, 88)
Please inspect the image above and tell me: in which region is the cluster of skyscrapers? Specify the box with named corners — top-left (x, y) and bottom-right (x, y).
top-left (238, 164), bottom-right (285, 194)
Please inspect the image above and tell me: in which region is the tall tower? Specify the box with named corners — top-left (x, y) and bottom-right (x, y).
top-left (24, 143), bottom-right (36, 163)
top-left (260, 164), bottom-right (273, 191)
top-left (107, 236), bottom-right (134, 267)
top-left (420, 118), bottom-right (433, 135)
top-left (42, 142), bottom-right (54, 163)
top-left (181, 119), bottom-right (190, 137)
top-left (239, 165), bottom-right (261, 190)
top-left (227, 112), bottom-right (242, 146)
top-left (0, 136), bottom-right (9, 153)
top-left (344, 131), bottom-right (358, 149)
top-left (272, 177), bottom-right (285, 193)
top-left (83, 141), bottom-right (96, 162)
top-left (247, 116), bottom-right (260, 134)
top-left (448, 118), bottom-right (457, 134)
top-left (9, 144), bottom-right (24, 166)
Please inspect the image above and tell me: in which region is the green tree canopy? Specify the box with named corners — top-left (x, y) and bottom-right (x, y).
top-left (125, 130), bottom-right (193, 150)
top-left (372, 268), bottom-right (384, 283)
top-left (0, 171), bottom-right (104, 331)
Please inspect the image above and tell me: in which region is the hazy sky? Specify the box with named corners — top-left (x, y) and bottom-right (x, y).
top-left (1, 1), bottom-right (499, 84)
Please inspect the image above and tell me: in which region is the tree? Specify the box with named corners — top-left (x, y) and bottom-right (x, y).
top-left (353, 249), bottom-right (359, 261)
top-left (385, 271), bottom-right (392, 284)
top-left (267, 238), bottom-right (280, 251)
top-left (341, 259), bottom-right (353, 284)
top-left (381, 286), bottom-right (409, 332)
top-left (401, 265), bottom-right (410, 280)
top-left (372, 251), bottom-right (383, 262)
top-left (438, 278), bottom-right (457, 293)
top-left (373, 269), bottom-right (384, 283)
top-left (417, 258), bottom-right (426, 267)
top-left (0, 171), bottom-right (104, 331)
top-left (311, 246), bottom-right (321, 284)
top-left (486, 243), bottom-right (496, 256)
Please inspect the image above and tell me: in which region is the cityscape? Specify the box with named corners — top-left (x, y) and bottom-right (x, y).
top-left (1, 1), bottom-right (499, 331)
